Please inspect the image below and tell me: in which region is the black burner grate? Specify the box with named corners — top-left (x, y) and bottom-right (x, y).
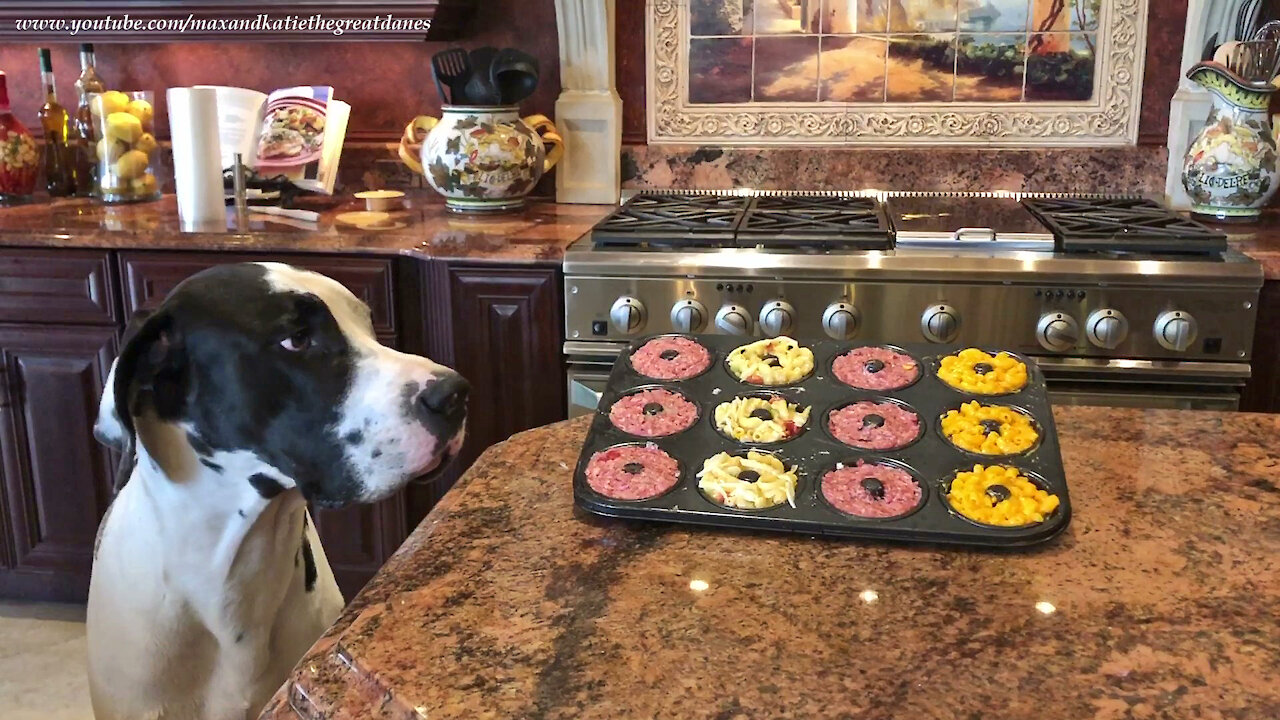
top-left (1021, 197), bottom-right (1227, 255)
top-left (590, 194), bottom-right (749, 247)
top-left (591, 193), bottom-right (891, 250)
top-left (737, 196), bottom-right (890, 249)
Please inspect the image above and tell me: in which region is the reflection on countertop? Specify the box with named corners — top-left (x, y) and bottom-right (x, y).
top-left (259, 407), bottom-right (1280, 720)
top-left (0, 193), bottom-right (614, 263)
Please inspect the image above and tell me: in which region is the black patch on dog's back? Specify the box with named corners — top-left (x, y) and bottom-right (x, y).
top-left (249, 473), bottom-right (284, 499)
top-left (301, 537), bottom-right (317, 592)
top-left (200, 458), bottom-right (224, 473)
top-left (186, 432), bottom-right (213, 456)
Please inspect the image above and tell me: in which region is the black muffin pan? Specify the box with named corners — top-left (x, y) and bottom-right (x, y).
top-left (573, 335), bottom-right (1071, 548)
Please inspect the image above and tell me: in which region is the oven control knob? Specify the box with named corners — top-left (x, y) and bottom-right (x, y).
top-left (609, 296), bottom-right (646, 335)
top-left (822, 302), bottom-right (861, 340)
top-left (758, 300), bottom-right (795, 336)
top-left (715, 303), bottom-right (752, 335)
top-left (669, 299), bottom-right (707, 333)
top-left (1036, 313), bottom-right (1079, 352)
top-left (1154, 310), bottom-right (1198, 352)
top-left (1086, 309), bottom-right (1129, 349)
top-left (921, 304), bottom-right (960, 343)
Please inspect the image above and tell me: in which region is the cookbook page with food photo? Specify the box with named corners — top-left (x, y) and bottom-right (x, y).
top-left (255, 85), bottom-right (349, 194)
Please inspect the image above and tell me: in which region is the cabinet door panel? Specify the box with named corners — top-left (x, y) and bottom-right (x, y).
top-left (0, 325), bottom-right (116, 601)
top-left (408, 264), bottom-right (565, 517)
top-left (0, 249), bottom-right (117, 325)
top-left (118, 252), bottom-right (397, 336)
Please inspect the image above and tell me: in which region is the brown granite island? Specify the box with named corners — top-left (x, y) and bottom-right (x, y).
top-left (259, 407), bottom-right (1280, 720)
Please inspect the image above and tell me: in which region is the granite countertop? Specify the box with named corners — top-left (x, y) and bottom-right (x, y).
top-left (0, 194), bottom-right (1278, 278)
top-left (1208, 215), bottom-right (1280, 280)
top-left (0, 193), bottom-right (612, 263)
top-left (259, 408), bottom-right (1280, 720)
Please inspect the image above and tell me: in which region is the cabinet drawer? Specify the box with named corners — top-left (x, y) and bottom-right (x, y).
top-left (118, 252), bottom-right (397, 335)
top-left (0, 250), bottom-right (117, 325)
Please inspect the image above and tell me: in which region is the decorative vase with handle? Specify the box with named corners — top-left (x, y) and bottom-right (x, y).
top-left (399, 105), bottom-right (563, 213)
top-left (1182, 62), bottom-right (1279, 222)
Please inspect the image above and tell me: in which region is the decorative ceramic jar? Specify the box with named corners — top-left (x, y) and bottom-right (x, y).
top-left (0, 71), bottom-right (38, 202)
top-left (399, 106), bottom-right (563, 213)
top-left (1182, 63), bottom-right (1278, 222)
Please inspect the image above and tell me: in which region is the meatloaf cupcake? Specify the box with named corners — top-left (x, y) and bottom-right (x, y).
top-left (697, 451), bottom-right (798, 510)
top-left (727, 336), bottom-right (814, 386)
top-left (832, 346), bottom-right (920, 390)
top-left (714, 394), bottom-right (809, 443)
top-left (584, 444), bottom-right (681, 501)
top-left (945, 464), bottom-right (1059, 527)
top-left (630, 336), bottom-right (711, 381)
top-left (827, 400), bottom-right (921, 451)
top-left (940, 401), bottom-right (1039, 455)
top-left (608, 388), bottom-right (699, 438)
top-left (936, 348), bottom-right (1028, 395)
top-left (821, 461), bottom-right (922, 519)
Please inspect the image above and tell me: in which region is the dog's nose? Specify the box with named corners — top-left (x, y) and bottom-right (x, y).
top-left (417, 374), bottom-right (469, 425)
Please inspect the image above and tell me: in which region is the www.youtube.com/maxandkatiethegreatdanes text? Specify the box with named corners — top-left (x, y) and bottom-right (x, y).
top-left (12, 13), bottom-right (431, 36)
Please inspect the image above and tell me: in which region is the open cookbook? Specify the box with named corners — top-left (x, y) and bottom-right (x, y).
top-left (198, 85), bottom-right (350, 194)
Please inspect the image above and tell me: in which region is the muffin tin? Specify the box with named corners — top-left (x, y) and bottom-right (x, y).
top-left (573, 334), bottom-right (1072, 547)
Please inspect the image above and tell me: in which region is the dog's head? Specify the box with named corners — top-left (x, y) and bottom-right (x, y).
top-left (94, 262), bottom-right (468, 507)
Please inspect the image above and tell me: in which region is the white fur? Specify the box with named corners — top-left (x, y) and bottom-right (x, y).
top-left (88, 264), bottom-right (465, 720)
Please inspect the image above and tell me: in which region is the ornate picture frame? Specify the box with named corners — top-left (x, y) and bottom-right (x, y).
top-left (647, 0), bottom-right (1149, 146)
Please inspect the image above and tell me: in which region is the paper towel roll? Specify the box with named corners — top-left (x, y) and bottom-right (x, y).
top-left (167, 87), bottom-right (225, 230)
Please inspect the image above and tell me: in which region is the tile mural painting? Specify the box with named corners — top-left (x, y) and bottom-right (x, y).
top-left (688, 0), bottom-right (1100, 105)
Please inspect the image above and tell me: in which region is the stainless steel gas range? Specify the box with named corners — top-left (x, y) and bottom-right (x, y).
top-left (563, 191), bottom-right (1263, 414)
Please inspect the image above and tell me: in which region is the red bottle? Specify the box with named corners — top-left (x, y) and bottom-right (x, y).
top-left (0, 71), bottom-right (38, 200)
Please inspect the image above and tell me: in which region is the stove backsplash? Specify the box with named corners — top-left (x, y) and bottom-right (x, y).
top-left (620, 145), bottom-right (1170, 197)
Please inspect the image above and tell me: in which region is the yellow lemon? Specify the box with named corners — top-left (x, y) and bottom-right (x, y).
top-left (105, 112), bottom-right (143, 144)
top-left (125, 99), bottom-right (154, 128)
top-left (115, 150), bottom-right (149, 180)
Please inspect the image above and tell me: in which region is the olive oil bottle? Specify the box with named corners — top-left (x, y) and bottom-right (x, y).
top-left (36, 48), bottom-right (74, 196)
top-left (72, 44), bottom-right (104, 196)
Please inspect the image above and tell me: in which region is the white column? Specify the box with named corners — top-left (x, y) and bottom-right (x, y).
top-left (1166, 0), bottom-right (1257, 208)
top-left (554, 0), bottom-right (622, 205)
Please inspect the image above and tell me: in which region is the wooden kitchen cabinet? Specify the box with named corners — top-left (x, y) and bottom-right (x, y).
top-left (409, 263), bottom-right (567, 511)
top-left (0, 325), bottom-right (118, 601)
top-left (0, 249), bottom-right (569, 602)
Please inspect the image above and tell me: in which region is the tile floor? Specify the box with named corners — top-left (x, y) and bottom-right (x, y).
top-left (0, 601), bottom-right (93, 719)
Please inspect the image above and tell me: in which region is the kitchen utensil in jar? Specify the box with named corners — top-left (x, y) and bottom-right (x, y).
top-left (463, 46), bottom-right (503, 106)
top-left (431, 48), bottom-right (472, 104)
top-left (492, 48), bottom-right (540, 105)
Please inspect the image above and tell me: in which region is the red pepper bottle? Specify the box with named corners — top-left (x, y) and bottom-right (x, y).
top-left (0, 71), bottom-right (38, 201)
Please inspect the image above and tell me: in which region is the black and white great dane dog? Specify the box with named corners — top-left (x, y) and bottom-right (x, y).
top-left (87, 262), bottom-right (468, 720)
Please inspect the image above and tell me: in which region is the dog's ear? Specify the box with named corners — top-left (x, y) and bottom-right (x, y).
top-left (95, 309), bottom-right (189, 493)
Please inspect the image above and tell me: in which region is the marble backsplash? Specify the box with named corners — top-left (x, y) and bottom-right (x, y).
top-left (619, 145), bottom-right (1170, 195)
top-left (142, 142), bottom-right (1169, 199)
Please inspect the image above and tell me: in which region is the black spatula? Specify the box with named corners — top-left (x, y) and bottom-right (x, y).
top-left (432, 48), bottom-right (471, 104)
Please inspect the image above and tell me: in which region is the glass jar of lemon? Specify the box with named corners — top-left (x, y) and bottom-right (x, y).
top-left (89, 90), bottom-right (159, 203)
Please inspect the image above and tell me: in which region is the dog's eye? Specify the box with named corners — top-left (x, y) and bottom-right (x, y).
top-left (280, 329), bottom-right (312, 352)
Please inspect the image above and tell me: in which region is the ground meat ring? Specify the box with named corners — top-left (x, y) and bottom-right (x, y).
top-left (630, 336), bottom-right (712, 381)
top-left (608, 388), bottom-right (699, 438)
top-left (832, 346), bottom-right (920, 391)
top-left (584, 444), bottom-right (681, 501)
top-left (827, 400), bottom-right (921, 451)
top-left (821, 461), bottom-right (923, 519)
